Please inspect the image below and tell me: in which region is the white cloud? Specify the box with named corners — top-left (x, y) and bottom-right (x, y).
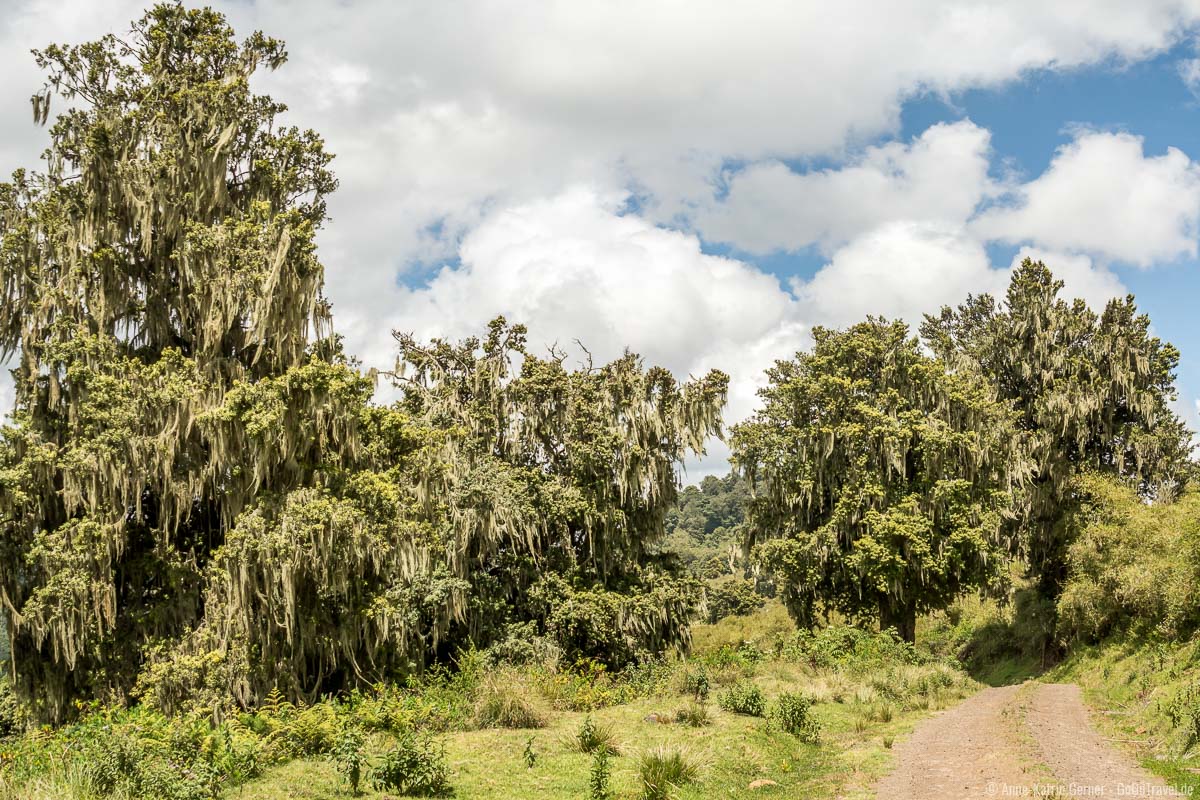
top-left (699, 122), bottom-right (995, 254)
top-left (791, 222), bottom-right (1004, 328)
top-left (975, 131), bottom-right (1200, 266)
top-left (391, 193), bottom-right (1131, 470)
top-left (0, 373), bottom-right (11, 423)
top-left (391, 188), bottom-right (808, 429)
top-left (0, 1), bottom-right (1194, 472)
top-left (5, 0), bottom-right (1198, 371)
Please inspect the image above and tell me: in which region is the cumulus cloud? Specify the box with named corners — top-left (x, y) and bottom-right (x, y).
top-left (975, 131), bottom-right (1200, 266)
top-left (391, 188), bottom-right (808, 422)
top-left (4, 0), bottom-right (1198, 366)
top-left (391, 192), bottom-right (1130, 440)
top-left (0, 1), bottom-right (1193, 469)
top-left (699, 122), bottom-right (995, 254)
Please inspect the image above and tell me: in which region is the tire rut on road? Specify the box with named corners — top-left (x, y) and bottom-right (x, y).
top-left (871, 682), bottom-right (1181, 799)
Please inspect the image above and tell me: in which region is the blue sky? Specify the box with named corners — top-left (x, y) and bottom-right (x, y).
top-left (4, 1), bottom-right (1200, 470)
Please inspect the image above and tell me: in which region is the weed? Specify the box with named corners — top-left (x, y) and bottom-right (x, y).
top-left (674, 702), bottom-right (711, 727)
top-left (589, 748), bottom-right (612, 800)
top-left (639, 745), bottom-right (699, 800)
top-left (371, 729), bottom-right (452, 796)
top-left (523, 735), bottom-right (538, 769)
top-left (773, 692), bottom-right (819, 742)
top-left (718, 680), bottom-right (765, 717)
top-left (474, 675), bottom-right (548, 729)
top-left (330, 724), bottom-right (368, 796)
top-left (575, 715), bottom-right (620, 755)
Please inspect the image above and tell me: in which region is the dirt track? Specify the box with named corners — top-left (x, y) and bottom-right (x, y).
top-left (873, 683), bottom-right (1181, 799)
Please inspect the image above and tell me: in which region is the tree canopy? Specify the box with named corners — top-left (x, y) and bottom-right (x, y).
top-left (0, 5), bottom-right (727, 722)
top-left (732, 319), bottom-right (1021, 642)
top-left (921, 259), bottom-right (1192, 602)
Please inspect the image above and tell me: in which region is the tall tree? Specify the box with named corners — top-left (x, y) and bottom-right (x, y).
top-left (393, 319), bottom-right (728, 667)
top-left (0, 5), bottom-right (354, 721)
top-left (921, 260), bottom-right (1191, 603)
top-left (732, 319), bottom-right (1019, 642)
top-left (0, 7), bottom-right (730, 721)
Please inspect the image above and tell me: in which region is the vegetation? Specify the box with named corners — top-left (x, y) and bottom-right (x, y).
top-left (0, 4), bottom-right (726, 726)
top-left (922, 260), bottom-right (1191, 607)
top-left (1, 3), bottom-right (1198, 800)
top-left (733, 318), bottom-right (1020, 641)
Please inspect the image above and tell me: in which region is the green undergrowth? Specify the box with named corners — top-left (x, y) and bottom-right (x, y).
top-left (0, 610), bottom-right (977, 800)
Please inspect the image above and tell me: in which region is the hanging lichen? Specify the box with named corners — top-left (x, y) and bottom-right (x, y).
top-left (731, 318), bottom-right (1023, 643)
top-left (0, 5), bottom-right (345, 722)
top-left (920, 259), bottom-right (1192, 602)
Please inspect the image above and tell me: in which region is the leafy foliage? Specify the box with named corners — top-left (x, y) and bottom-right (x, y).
top-left (922, 259), bottom-right (1192, 602)
top-left (589, 748), bottom-right (612, 800)
top-left (718, 680), bottom-right (765, 717)
top-left (0, 6), bottom-right (727, 722)
top-left (706, 578), bottom-right (766, 623)
top-left (773, 692), bottom-right (819, 742)
top-left (733, 318), bottom-right (1019, 641)
top-left (1057, 474), bottom-right (1200, 643)
top-left (370, 729), bottom-right (452, 796)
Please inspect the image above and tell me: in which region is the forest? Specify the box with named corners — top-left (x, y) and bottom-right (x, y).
top-left (1, 6), bottom-right (1199, 800)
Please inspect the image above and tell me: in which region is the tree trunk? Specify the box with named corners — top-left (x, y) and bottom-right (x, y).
top-left (879, 599), bottom-right (917, 644)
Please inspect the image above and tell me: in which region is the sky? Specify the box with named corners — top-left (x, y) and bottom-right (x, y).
top-left (3, 0), bottom-right (1200, 476)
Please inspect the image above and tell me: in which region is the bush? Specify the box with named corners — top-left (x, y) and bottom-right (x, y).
top-left (718, 681), bottom-right (765, 717)
top-left (473, 675), bottom-right (548, 729)
top-left (773, 692), bottom-right (819, 742)
top-left (575, 715), bottom-right (620, 755)
top-left (484, 622), bottom-right (562, 668)
top-left (638, 746), bottom-right (698, 800)
top-left (371, 729), bottom-right (452, 796)
top-left (679, 665), bottom-right (710, 703)
top-left (330, 724), bottom-right (368, 796)
top-left (706, 579), bottom-right (765, 623)
top-left (674, 702), bottom-right (711, 727)
top-left (589, 748), bottom-right (612, 800)
top-left (1058, 476), bottom-right (1200, 643)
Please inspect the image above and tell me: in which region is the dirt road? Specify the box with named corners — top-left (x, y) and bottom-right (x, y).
top-left (873, 683), bottom-right (1181, 799)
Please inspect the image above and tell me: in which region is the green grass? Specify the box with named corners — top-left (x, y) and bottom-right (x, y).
top-left (228, 657), bottom-right (973, 799)
top-left (0, 610), bottom-right (980, 800)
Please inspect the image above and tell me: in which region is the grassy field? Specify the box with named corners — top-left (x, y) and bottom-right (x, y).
top-left (0, 603), bottom-right (980, 800)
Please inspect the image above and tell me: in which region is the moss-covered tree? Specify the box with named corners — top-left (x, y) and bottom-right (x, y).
top-left (921, 260), bottom-right (1192, 604)
top-left (732, 319), bottom-right (1019, 642)
top-left (393, 319), bottom-right (728, 666)
top-left (0, 5), bottom-right (364, 721)
top-left (0, 5), bottom-right (730, 720)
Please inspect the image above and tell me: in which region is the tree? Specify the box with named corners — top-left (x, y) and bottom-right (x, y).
top-left (921, 260), bottom-right (1192, 604)
top-left (392, 319), bottom-right (728, 666)
top-left (0, 5), bottom-right (359, 721)
top-left (0, 7), bottom-right (731, 721)
top-left (731, 319), bottom-right (1018, 642)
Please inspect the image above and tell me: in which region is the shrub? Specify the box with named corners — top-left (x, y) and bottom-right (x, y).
top-left (1058, 476), bottom-right (1200, 643)
top-left (639, 746), bottom-right (698, 800)
top-left (575, 714), bottom-right (620, 755)
top-left (674, 702), bottom-right (711, 727)
top-left (330, 724), bottom-right (368, 796)
top-left (473, 675), bottom-right (548, 729)
top-left (371, 729), bottom-right (452, 796)
top-left (706, 579), bottom-right (766, 623)
top-left (718, 681), bottom-right (765, 717)
top-left (484, 622), bottom-right (563, 668)
top-left (773, 692), bottom-right (819, 742)
top-left (679, 666), bottom-right (710, 703)
top-left (589, 748), bottom-right (612, 800)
